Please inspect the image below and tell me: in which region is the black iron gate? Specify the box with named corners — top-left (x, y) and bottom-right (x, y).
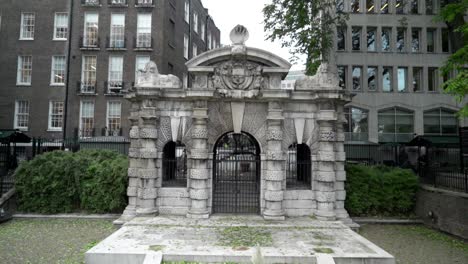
top-left (213, 132), bottom-right (260, 214)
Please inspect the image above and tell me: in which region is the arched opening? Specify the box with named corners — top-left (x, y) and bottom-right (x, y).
top-left (286, 143), bottom-right (311, 189)
top-left (213, 132), bottom-right (260, 214)
top-left (162, 141), bottom-right (187, 187)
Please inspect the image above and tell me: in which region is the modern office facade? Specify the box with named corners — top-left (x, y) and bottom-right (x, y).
top-left (335, 0), bottom-right (466, 143)
top-left (0, 0), bottom-right (220, 139)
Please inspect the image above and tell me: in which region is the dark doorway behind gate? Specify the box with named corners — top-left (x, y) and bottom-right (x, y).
top-left (213, 132), bottom-right (260, 214)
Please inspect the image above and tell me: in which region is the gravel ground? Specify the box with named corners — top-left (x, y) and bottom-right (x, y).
top-left (0, 219), bottom-right (467, 264)
top-left (0, 219), bottom-right (117, 264)
top-left (359, 224), bottom-right (468, 264)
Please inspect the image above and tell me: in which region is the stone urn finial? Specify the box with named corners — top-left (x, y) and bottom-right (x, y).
top-left (230, 25), bottom-right (249, 45)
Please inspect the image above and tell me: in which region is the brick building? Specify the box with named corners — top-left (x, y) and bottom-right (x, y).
top-left (0, 0), bottom-right (220, 139)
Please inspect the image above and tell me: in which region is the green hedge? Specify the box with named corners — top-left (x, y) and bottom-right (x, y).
top-left (345, 164), bottom-right (419, 217)
top-left (15, 150), bottom-right (128, 214)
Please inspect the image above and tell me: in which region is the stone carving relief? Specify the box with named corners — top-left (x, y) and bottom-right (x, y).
top-left (136, 61), bottom-right (181, 88)
top-left (210, 25), bottom-right (265, 99)
top-left (212, 60), bottom-right (264, 98)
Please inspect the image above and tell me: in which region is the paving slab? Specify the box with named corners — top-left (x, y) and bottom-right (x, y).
top-left (86, 215), bottom-right (395, 264)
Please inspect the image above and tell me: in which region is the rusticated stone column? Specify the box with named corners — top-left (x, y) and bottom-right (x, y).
top-left (134, 115), bottom-right (159, 216)
top-left (334, 109), bottom-right (351, 222)
top-left (116, 114), bottom-right (140, 224)
top-left (263, 101), bottom-right (286, 221)
top-left (315, 109), bottom-right (337, 221)
top-left (187, 101), bottom-right (210, 219)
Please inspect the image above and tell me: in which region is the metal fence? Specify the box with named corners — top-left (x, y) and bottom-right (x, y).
top-left (345, 143), bottom-right (467, 193)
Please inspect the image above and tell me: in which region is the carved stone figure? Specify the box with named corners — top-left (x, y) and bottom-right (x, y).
top-left (136, 61), bottom-right (181, 88)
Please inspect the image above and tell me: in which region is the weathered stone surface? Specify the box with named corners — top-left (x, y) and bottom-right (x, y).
top-left (266, 151), bottom-right (284, 161)
top-left (265, 191), bottom-right (284, 202)
top-left (140, 149), bottom-right (158, 159)
top-left (127, 187), bottom-right (138, 196)
top-left (191, 149), bottom-right (209, 160)
top-left (191, 128), bottom-right (208, 139)
top-left (266, 129), bottom-right (283, 141)
top-left (138, 188), bottom-right (158, 199)
top-left (264, 170), bottom-right (284, 181)
top-left (139, 169), bottom-right (158, 179)
top-left (315, 171), bottom-right (335, 182)
top-left (129, 127), bottom-right (140, 139)
top-left (283, 200), bottom-right (314, 209)
top-left (316, 191), bottom-right (336, 202)
top-left (139, 128), bottom-right (158, 139)
top-left (189, 189), bottom-right (209, 200)
top-left (190, 168), bottom-right (210, 180)
top-left (159, 188), bottom-right (189, 198)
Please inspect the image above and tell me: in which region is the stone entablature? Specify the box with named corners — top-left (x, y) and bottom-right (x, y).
top-left (116, 25), bottom-right (352, 224)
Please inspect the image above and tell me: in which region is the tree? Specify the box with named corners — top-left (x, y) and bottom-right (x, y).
top-left (438, 0), bottom-right (468, 116)
top-left (263, 0), bottom-right (347, 75)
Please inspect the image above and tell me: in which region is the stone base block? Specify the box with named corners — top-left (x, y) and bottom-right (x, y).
top-left (186, 212), bottom-right (210, 219)
top-left (136, 208), bottom-right (158, 217)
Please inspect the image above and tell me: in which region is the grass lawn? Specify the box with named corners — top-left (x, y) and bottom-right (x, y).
top-left (0, 219), bottom-right (117, 264)
top-left (359, 224), bottom-right (468, 264)
top-left (0, 219), bottom-right (467, 264)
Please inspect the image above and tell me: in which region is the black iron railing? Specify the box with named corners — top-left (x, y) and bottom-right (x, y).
top-left (162, 159), bottom-right (187, 187)
top-left (106, 36), bottom-right (127, 49)
top-left (77, 81), bottom-right (97, 94)
top-left (134, 35), bottom-right (153, 50)
top-left (82, 0), bottom-right (101, 6)
top-left (104, 81), bottom-right (125, 94)
top-left (108, 0), bottom-right (127, 6)
top-left (80, 36), bottom-right (100, 50)
top-left (286, 160), bottom-right (312, 189)
top-left (135, 0), bottom-right (154, 7)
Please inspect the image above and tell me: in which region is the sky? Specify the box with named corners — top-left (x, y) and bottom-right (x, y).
top-left (201, 0), bottom-right (305, 70)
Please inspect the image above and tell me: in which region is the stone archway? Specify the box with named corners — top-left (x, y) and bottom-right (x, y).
top-left (212, 132), bottom-right (261, 214)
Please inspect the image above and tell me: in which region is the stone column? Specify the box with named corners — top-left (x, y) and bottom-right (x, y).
top-left (116, 114), bottom-right (140, 224)
top-left (134, 115), bottom-right (159, 216)
top-left (334, 111), bottom-right (351, 222)
top-left (315, 109), bottom-right (337, 221)
top-left (187, 101), bottom-right (210, 219)
top-left (263, 102), bottom-right (285, 221)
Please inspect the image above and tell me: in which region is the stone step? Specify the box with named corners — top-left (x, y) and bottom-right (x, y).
top-left (86, 216), bottom-right (395, 264)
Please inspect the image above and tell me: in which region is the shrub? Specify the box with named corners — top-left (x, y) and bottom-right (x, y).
top-left (15, 150), bottom-right (128, 214)
top-left (345, 164), bottom-right (419, 217)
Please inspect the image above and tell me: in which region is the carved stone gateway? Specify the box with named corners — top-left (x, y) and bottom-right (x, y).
top-left (117, 25), bottom-right (353, 223)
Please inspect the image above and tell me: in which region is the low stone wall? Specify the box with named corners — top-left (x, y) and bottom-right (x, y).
top-left (157, 188), bottom-right (190, 216)
top-left (283, 190), bottom-right (316, 217)
top-left (415, 185), bottom-right (468, 239)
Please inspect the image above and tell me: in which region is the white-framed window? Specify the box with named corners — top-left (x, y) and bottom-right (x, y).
top-left (193, 12), bottom-right (198, 33)
top-left (135, 55), bottom-right (150, 81)
top-left (184, 34), bottom-right (189, 59)
top-left (106, 101), bottom-right (122, 136)
top-left (51, 56), bottom-right (66, 85)
top-left (81, 55), bottom-right (97, 93)
top-left (17, 55), bottom-right (33, 85)
top-left (20, 12), bottom-right (35, 40)
top-left (207, 31), bottom-right (212, 50)
top-left (14, 100), bottom-right (30, 130)
top-left (110, 13), bottom-right (125, 48)
top-left (80, 100), bottom-right (95, 138)
top-left (193, 43), bottom-right (198, 57)
top-left (83, 13), bottom-right (99, 47)
top-left (54, 13), bottom-right (69, 40)
top-left (136, 13), bottom-right (152, 48)
top-left (48, 101), bottom-right (64, 131)
top-left (184, 0), bottom-right (190, 23)
top-left (108, 56), bottom-right (124, 91)
top-left (201, 21), bottom-right (205, 42)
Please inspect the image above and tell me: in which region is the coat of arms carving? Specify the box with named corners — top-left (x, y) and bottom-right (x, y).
top-left (212, 60), bottom-right (264, 98)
